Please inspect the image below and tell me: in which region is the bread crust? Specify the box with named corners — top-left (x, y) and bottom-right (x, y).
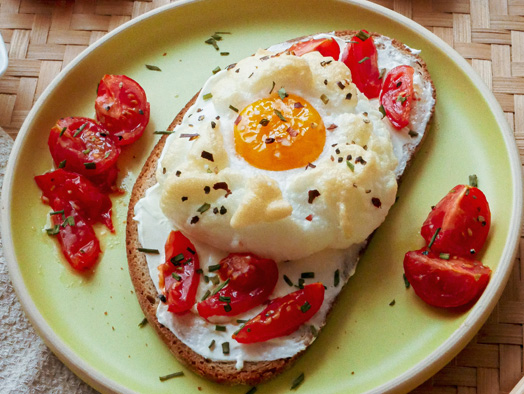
top-left (126, 30), bottom-right (436, 385)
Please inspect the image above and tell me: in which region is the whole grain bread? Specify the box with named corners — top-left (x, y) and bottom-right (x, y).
top-left (126, 30), bottom-right (436, 386)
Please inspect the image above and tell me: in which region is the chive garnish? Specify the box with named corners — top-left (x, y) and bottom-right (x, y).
top-left (146, 64), bottom-right (162, 71)
top-left (205, 37), bottom-right (219, 50)
top-left (379, 105), bottom-right (386, 118)
top-left (138, 317), bottom-right (148, 328)
top-left (320, 94), bottom-right (329, 104)
top-left (196, 268), bottom-right (203, 274)
top-left (408, 130), bottom-right (418, 138)
top-left (236, 319), bottom-right (248, 324)
top-left (203, 93), bottom-right (213, 100)
top-left (245, 387), bottom-right (257, 394)
top-left (46, 225), bottom-right (60, 235)
top-left (208, 263), bottom-right (221, 272)
top-left (212, 66), bottom-right (221, 74)
top-left (291, 372), bottom-right (305, 390)
top-left (397, 95), bottom-right (407, 103)
top-left (210, 275), bottom-right (220, 285)
top-left (58, 160), bottom-right (66, 168)
top-left (219, 295), bottom-right (231, 303)
top-left (171, 253), bottom-right (185, 263)
top-left (278, 88), bottom-right (288, 100)
top-left (197, 202), bottom-right (211, 213)
top-left (224, 304), bottom-right (232, 312)
top-left (171, 272), bottom-right (181, 281)
top-left (201, 289), bottom-right (211, 301)
top-left (59, 126), bottom-right (67, 137)
top-left (73, 122), bottom-right (87, 137)
top-left (153, 130), bottom-right (174, 135)
top-left (159, 371), bottom-right (184, 381)
top-left (358, 56), bottom-right (370, 64)
top-left (138, 247), bottom-right (160, 254)
top-left (82, 148), bottom-right (91, 155)
top-left (301, 272), bottom-right (314, 279)
top-left (62, 216), bottom-right (75, 227)
top-left (469, 174), bottom-right (478, 187)
top-left (274, 109), bottom-right (287, 122)
top-left (300, 302), bottom-right (311, 313)
top-left (83, 162), bottom-right (96, 169)
top-left (389, 299), bottom-right (396, 306)
top-left (269, 81), bottom-right (276, 94)
top-left (211, 278), bottom-right (230, 296)
top-left (403, 273), bottom-right (410, 289)
top-left (50, 210), bottom-right (64, 216)
top-left (428, 228), bottom-right (441, 249)
top-left (222, 342), bottom-right (230, 355)
top-left (220, 52), bottom-right (230, 56)
top-left (439, 253), bottom-right (450, 260)
top-left (310, 325), bottom-right (318, 337)
top-left (283, 275), bottom-right (293, 287)
top-left (208, 339), bottom-right (216, 350)
top-left (229, 104), bottom-right (239, 112)
top-left (260, 118), bottom-right (270, 126)
top-left (356, 30), bottom-right (370, 41)
top-left (215, 325), bottom-right (226, 332)
top-left (346, 161), bottom-right (354, 171)
top-left (334, 269), bottom-right (340, 287)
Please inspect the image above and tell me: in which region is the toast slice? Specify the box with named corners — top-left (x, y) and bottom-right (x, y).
top-left (126, 30), bottom-right (436, 385)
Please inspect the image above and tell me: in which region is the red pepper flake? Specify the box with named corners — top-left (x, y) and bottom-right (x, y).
top-left (204, 186), bottom-right (211, 194)
top-left (305, 162), bottom-right (316, 170)
top-left (371, 197), bottom-right (382, 208)
top-left (305, 214), bottom-right (313, 221)
top-left (308, 189), bottom-right (320, 204)
top-left (345, 93), bottom-right (353, 100)
top-left (201, 151), bottom-right (214, 162)
top-left (234, 115), bottom-right (242, 125)
top-left (213, 182), bottom-right (232, 197)
top-left (327, 124), bottom-right (338, 131)
top-left (287, 127), bottom-right (298, 137)
top-left (190, 216), bottom-right (200, 224)
top-left (355, 156), bottom-right (367, 165)
top-left (175, 170), bottom-right (182, 177)
top-left (294, 102), bottom-right (304, 109)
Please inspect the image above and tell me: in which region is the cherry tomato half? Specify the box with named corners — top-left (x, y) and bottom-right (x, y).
top-left (380, 65), bottom-right (414, 129)
top-left (95, 74), bottom-right (150, 146)
top-left (48, 117), bottom-right (120, 190)
top-left (197, 253), bottom-right (278, 319)
top-left (34, 169), bottom-right (114, 231)
top-left (34, 169), bottom-right (110, 271)
top-left (421, 184), bottom-right (491, 258)
top-left (159, 231), bottom-right (200, 314)
top-left (340, 30), bottom-right (381, 99)
top-left (233, 283), bottom-right (325, 344)
top-left (404, 249), bottom-right (491, 308)
top-left (288, 37), bottom-right (340, 60)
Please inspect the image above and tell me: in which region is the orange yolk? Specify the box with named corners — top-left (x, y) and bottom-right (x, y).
top-left (234, 93), bottom-right (326, 171)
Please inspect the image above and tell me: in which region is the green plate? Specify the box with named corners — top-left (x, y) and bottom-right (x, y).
top-left (2, 1), bottom-right (522, 393)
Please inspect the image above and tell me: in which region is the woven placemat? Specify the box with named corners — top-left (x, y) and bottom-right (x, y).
top-left (1, 0), bottom-right (523, 393)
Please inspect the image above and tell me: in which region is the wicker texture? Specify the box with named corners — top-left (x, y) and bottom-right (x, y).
top-left (0, 0), bottom-right (523, 393)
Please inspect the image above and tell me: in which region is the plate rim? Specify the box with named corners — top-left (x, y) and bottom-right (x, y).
top-left (1, 0), bottom-right (522, 393)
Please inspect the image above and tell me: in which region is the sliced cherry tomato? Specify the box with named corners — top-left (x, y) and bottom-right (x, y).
top-left (380, 65), bottom-right (414, 129)
top-left (95, 74), bottom-right (150, 146)
top-left (48, 117), bottom-right (120, 191)
top-left (288, 37), bottom-right (340, 59)
top-left (159, 231), bottom-right (200, 314)
top-left (34, 169), bottom-right (114, 231)
top-left (403, 249), bottom-right (491, 308)
top-left (421, 184), bottom-right (491, 258)
top-left (340, 30), bottom-right (381, 99)
top-left (197, 253), bottom-right (278, 319)
top-left (233, 283), bottom-right (325, 344)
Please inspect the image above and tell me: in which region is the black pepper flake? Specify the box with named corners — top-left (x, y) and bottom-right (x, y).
top-left (337, 81), bottom-right (345, 89)
top-left (190, 216), bottom-right (199, 224)
top-left (335, 148), bottom-right (340, 154)
top-left (347, 154), bottom-right (352, 160)
top-left (181, 196), bottom-right (188, 202)
top-left (213, 182), bottom-right (232, 197)
top-left (308, 189), bottom-right (320, 204)
top-left (211, 121), bottom-right (217, 129)
top-left (345, 92), bottom-right (353, 100)
top-left (323, 79), bottom-right (328, 85)
top-left (337, 157), bottom-right (343, 163)
top-left (201, 151), bottom-right (214, 162)
top-left (159, 294), bottom-right (167, 303)
top-left (213, 207), bottom-right (219, 214)
top-left (371, 197), bottom-right (382, 208)
top-left (198, 115), bottom-right (205, 121)
top-left (355, 156), bottom-right (367, 165)
top-left (175, 170), bottom-right (181, 177)
top-left (220, 206), bottom-right (227, 215)
top-left (204, 186), bottom-right (211, 194)
top-left (162, 167), bottom-right (167, 174)
top-left (265, 137), bottom-right (275, 144)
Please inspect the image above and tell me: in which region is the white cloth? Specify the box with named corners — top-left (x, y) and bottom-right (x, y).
top-left (0, 127), bottom-right (98, 394)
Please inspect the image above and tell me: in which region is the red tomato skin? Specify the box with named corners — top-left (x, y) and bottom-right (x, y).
top-left (340, 30), bottom-right (381, 99)
top-left (403, 249), bottom-right (491, 308)
top-left (197, 253), bottom-right (278, 319)
top-left (421, 185), bottom-right (491, 258)
top-left (159, 231), bottom-right (200, 314)
top-left (48, 117), bottom-right (120, 190)
top-left (288, 38), bottom-right (340, 60)
top-left (95, 74), bottom-right (150, 146)
top-left (233, 283), bottom-right (325, 344)
top-left (34, 169), bottom-right (114, 232)
top-left (379, 65), bottom-right (415, 129)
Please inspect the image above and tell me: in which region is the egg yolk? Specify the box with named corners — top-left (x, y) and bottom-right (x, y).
top-left (234, 93), bottom-right (326, 171)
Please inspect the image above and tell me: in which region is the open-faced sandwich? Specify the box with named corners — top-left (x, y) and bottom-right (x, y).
top-left (126, 29), bottom-right (436, 385)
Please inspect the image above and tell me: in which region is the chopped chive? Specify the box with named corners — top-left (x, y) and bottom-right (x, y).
top-left (196, 268), bottom-right (203, 274)
top-left (215, 31), bottom-right (231, 34)
top-left (146, 64), bottom-right (162, 71)
top-left (201, 289), bottom-right (211, 301)
top-left (297, 278), bottom-right (305, 289)
top-left (379, 68), bottom-right (386, 79)
top-left (291, 372), bottom-right (305, 390)
top-left (310, 325), bottom-right (318, 337)
top-left (236, 319), bottom-right (248, 324)
top-left (203, 93), bottom-right (213, 100)
top-left (215, 325), bottom-right (226, 332)
top-left (153, 130), bottom-right (174, 135)
top-left (439, 253), bottom-right (450, 260)
top-left (274, 109), bottom-right (287, 122)
top-left (356, 30), bottom-right (371, 41)
top-left (208, 263), bottom-right (221, 272)
top-left (397, 94), bottom-right (407, 103)
top-left (245, 387), bottom-right (257, 394)
top-left (346, 161), bottom-right (354, 171)
top-left (159, 371), bottom-right (184, 381)
top-left (469, 174), bottom-right (478, 188)
top-left (408, 130), bottom-right (419, 138)
top-left (358, 56), bottom-right (370, 64)
top-left (171, 253), bottom-right (185, 263)
top-left (45, 224), bottom-right (60, 236)
top-left (301, 272), bottom-right (314, 279)
top-left (83, 162), bottom-right (96, 170)
top-left (171, 272), bottom-right (181, 281)
top-left (58, 160), bottom-right (66, 168)
top-left (138, 317), bottom-right (148, 328)
top-left (389, 299), bottom-right (396, 306)
top-left (269, 81), bottom-right (276, 94)
top-left (320, 94), bottom-right (329, 104)
top-left (334, 269), bottom-right (340, 287)
top-left (208, 339), bottom-right (216, 350)
top-left (73, 122), bottom-right (87, 137)
top-left (229, 104), bottom-right (239, 112)
top-left (219, 295), bottom-right (231, 303)
top-left (300, 301), bottom-right (311, 313)
top-left (62, 216), bottom-right (75, 227)
top-left (403, 273), bottom-right (410, 289)
top-left (428, 228), bottom-right (441, 249)
top-left (259, 118), bottom-right (270, 126)
top-left (278, 88), bottom-right (288, 100)
top-left (209, 275), bottom-right (220, 285)
top-left (50, 210), bottom-right (64, 216)
top-left (59, 126), bottom-right (67, 137)
top-left (212, 66), bottom-right (221, 74)
top-left (222, 342), bottom-right (230, 355)
top-left (220, 52), bottom-right (230, 56)
top-left (283, 275), bottom-right (293, 287)
top-left (187, 247), bottom-right (196, 255)
top-left (211, 278), bottom-right (230, 296)
top-left (211, 33), bottom-right (222, 41)
top-left (137, 247), bottom-right (160, 254)
top-left (197, 202), bottom-right (211, 214)
top-left (205, 37), bottom-right (219, 50)
top-left (224, 304), bottom-right (232, 312)
top-left (379, 105), bottom-right (386, 118)
top-left (82, 148), bottom-right (91, 155)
